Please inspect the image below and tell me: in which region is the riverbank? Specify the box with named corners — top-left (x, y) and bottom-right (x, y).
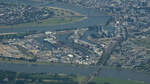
top-left (0, 0), bottom-right (110, 33)
top-left (0, 70), bottom-right (147, 84)
top-left (0, 62), bottom-right (150, 83)
top-left (0, 5), bottom-right (86, 29)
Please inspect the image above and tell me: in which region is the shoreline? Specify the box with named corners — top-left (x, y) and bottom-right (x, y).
top-left (0, 6), bottom-right (86, 29)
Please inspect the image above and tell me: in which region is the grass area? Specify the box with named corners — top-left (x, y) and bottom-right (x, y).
top-left (0, 57), bottom-right (89, 67)
top-left (0, 70), bottom-right (78, 84)
top-left (0, 69), bottom-right (149, 84)
top-left (0, 6), bottom-right (86, 29)
top-left (0, 16), bottom-right (86, 29)
top-left (73, 76), bottom-right (87, 84)
top-left (1, 69), bottom-right (148, 84)
top-left (91, 77), bottom-right (147, 84)
top-left (72, 76), bottom-right (148, 84)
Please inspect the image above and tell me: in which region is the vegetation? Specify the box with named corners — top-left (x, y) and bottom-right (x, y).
top-left (0, 70), bottom-right (78, 84)
top-left (91, 77), bottom-right (147, 84)
top-left (0, 16), bottom-right (86, 29)
top-left (0, 71), bottom-right (147, 84)
top-left (0, 2), bottom-right (86, 29)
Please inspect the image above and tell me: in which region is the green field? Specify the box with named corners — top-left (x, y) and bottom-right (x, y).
top-left (72, 76), bottom-right (148, 84)
top-left (0, 6), bottom-right (86, 29)
top-left (91, 77), bottom-right (147, 84)
top-left (0, 67), bottom-right (148, 84)
top-left (0, 16), bottom-right (86, 29)
top-left (0, 70), bottom-right (78, 84)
